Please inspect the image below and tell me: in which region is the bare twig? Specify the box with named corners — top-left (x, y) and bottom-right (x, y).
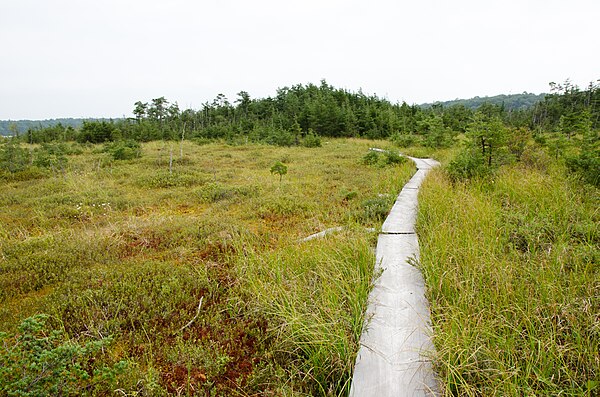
top-left (180, 296), bottom-right (204, 332)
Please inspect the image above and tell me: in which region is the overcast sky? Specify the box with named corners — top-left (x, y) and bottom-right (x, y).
top-left (1, 0), bottom-right (598, 120)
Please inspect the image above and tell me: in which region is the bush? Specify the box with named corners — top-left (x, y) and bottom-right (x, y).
top-left (33, 143), bottom-right (69, 170)
top-left (360, 196), bottom-right (393, 222)
top-left (0, 314), bottom-right (127, 396)
top-left (0, 140), bottom-right (29, 173)
top-left (362, 151), bottom-right (380, 165)
top-left (362, 150), bottom-right (406, 167)
top-left (520, 143), bottom-right (551, 172)
top-left (270, 161), bottom-right (288, 182)
top-left (302, 132), bottom-right (322, 148)
top-left (565, 129), bottom-right (599, 187)
top-left (383, 150), bottom-right (406, 165)
top-left (340, 189), bottom-right (358, 202)
top-left (198, 182), bottom-right (256, 203)
top-left (103, 140), bottom-right (142, 160)
top-left (0, 166), bottom-right (48, 182)
top-left (139, 171), bottom-right (200, 188)
top-left (390, 132), bottom-right (418, 148)
top-left (77, 121), bottom-right (118, 143)
top-left (266, 129), bottom-right (295, 147)
top-left (446, 149), bottom-right (490, 182)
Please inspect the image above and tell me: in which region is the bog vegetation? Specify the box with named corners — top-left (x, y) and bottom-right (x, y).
top-left (0, 79), bottom-right (598, 396)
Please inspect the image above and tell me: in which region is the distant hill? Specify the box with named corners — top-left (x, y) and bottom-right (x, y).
top-left (421, 92), bottom-right (546, 110)
top-left (0, 118), bottom-right (117, 136)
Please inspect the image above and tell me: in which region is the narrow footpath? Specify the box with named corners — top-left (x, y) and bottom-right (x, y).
top-left (350, 155), bottom-right (440, 396)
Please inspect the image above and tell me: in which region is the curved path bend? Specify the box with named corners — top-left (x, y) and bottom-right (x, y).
top-left (350, 155), bottom-right (440, 397)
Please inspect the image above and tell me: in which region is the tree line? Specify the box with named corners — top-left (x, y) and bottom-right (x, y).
top-left (5, 79), bottom-right (598, 145)
top-left (2, 79), bottom-right (598, 185)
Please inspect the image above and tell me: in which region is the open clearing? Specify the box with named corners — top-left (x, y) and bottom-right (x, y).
top-left (1, 137), bottom-right (597, 396)
top-left (0, 139), bottom-right (414, 395)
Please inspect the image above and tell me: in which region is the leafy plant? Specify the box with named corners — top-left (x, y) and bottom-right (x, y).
top-left (270, 161), bottom-right (288, 182)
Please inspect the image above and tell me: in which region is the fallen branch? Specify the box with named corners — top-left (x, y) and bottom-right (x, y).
top-left (180, 296), bottom-right (204, 332)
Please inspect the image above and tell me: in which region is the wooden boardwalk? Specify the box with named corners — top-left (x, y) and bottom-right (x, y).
top-left (349, 156), bottom-right (439, 397)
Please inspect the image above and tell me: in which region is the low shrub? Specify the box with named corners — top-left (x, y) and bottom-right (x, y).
top-left (359, 196), bottom-right (393, 223)
top-left (302, 132), bottom-right (322, 148)
top-left (104, 140), bottom-right (142, 160)
top-left (270, 161), bottom-right (288, 182)
top-left (390, 132), bottom-right (419, 148)
top-left (198, 182), bottom-right (256, 203)
top-left (446, 149), bottom-right (491, 182)
top-left (0, 140), bottom-right (29, 173)
top-left (138, 171), bottom-right (202, 188)
top-left (33, 143), bottom-right (69, 170)
top-left (0, 314), bottom-right (127, 396)
top-left (361, 151), bottom-right (380, 165)
top-left (383, 150), bottom-right (406, 165)
top-left (362, 150), bottom-right (406, 168)
top-left (0, 166), bottom-right (48, 182)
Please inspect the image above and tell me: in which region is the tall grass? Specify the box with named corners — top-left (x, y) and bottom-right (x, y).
top-left (234, 229), bottom-right (375, 395)
top-left (417, 163), bottom-right (599, 396)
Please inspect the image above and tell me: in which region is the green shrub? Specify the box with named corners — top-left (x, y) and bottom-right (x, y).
top-left (383, 150), bottom-right (406, 165)
top-left (362, 150), bottom-right (406, 168)
top-left (340, 189), bottom-right (358, 202)
top-left (33, 143), bottom-right (68, 170)
top-left (0, 314), bottom-right (127, 396)
top-left (390, 132), bottom-right (418, 148)
top-left (77, 121), bottom-right (119, 144)
top-left (565, 129), bottom-right (600, 186)
top-left (520, 143), bottom-right (551, 172)
top-left (266, 129), bottom-right (295, 147)
top-left (198, 182), bottom-right (256, 203)
top-left (0, 166), bottom-right (48, 182)
top-left (359, 196), bottom-right (392, 222)
top-left (446, 149), bottom-right (490, 182)
top-left (139, 171), bottom-right (201, 188)
top-left (193, 137), bottom-right (214, 146)
top-left (302, 132), bottom-right (322, 148)
top-left (0, 140), bottom-right (29, 173)
top-left (361, 151), bottom-right (380, 165)
top-left (103, 140), bottom-right (142, 160)
top-left (270, 161), bottom-right (288, 182)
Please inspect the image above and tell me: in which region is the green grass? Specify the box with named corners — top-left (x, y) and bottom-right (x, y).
top-left (0, 138), bottom-right (413, 396)
top-left (417, 161), bottom-right (599, 396)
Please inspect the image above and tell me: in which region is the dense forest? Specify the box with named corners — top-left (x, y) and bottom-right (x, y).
top-left (1, 79), bottom-right (599, 185)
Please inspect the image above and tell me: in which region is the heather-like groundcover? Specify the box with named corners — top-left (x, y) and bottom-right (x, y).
top-left (0, 139), bottom-right (413, 396)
